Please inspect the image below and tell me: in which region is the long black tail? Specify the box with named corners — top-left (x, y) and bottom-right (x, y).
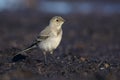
top-left (12, 41), bottom-right (39, 62)
top-left (20, 42), bottom-right (38, 53)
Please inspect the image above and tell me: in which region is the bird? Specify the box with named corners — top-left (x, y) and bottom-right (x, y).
top-left (12, 16), bottom-right (65, 63)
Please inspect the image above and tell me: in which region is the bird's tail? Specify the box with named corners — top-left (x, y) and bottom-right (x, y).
top-left (19, 42), bottom-right (38, 53)
top-left (15, 42), bottom-right (38, 56)
top-left (12, 42), bottom-right (38, 62)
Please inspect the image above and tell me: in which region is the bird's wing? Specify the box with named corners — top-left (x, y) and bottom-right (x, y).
top-left (37, 26), bottom-right (52, 41)
top-left (37, 35), bottom-right (49, 42)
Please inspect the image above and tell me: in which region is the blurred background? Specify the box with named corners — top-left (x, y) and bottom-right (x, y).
top-left (0, 0), bottom-right (120, 80)
top-left (0, 0), bottom-right (120, 50)
top-left (0, 0), bottom-right (120, 48)
top-left (0, 0), bottom-right (120, 14)
top-left (0, 0), bottom-right (120, 58)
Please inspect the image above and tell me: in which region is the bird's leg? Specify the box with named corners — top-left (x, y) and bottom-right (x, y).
top-left (50, 51), bottom-right (57, 64)
top-left (49, 51), bottom-right (54, 61)
top-left (50, 51), bottom-right (53, 54)
top-left (43, 52), bottom-right (47, 65)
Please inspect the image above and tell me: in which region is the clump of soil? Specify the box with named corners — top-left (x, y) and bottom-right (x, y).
top-left (0, 47), bottom-right (120, 80)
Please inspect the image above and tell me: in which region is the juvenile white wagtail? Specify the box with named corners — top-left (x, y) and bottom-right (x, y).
top-left (13, 16), bottom-right (65, 63)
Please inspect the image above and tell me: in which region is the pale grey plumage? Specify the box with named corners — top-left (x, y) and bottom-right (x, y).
top-left (13, 16), bottom-right (65, 63)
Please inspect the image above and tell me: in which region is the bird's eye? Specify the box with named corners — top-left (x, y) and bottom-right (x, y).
top-left (56, 19), bottom-right (59, 22)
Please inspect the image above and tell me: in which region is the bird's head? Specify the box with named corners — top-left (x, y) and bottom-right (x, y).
top-left (49, 16), bottom-right (65, 29)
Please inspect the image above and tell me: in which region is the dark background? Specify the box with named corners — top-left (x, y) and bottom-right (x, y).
top-left (0, 0), bottom-right (120, 80)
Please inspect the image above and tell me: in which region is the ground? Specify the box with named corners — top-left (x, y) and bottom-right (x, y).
top-left (0, 11), bottom-right (120, 80)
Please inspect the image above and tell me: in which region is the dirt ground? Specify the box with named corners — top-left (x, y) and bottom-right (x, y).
top-left (0, 11), bottom-right (120, 80)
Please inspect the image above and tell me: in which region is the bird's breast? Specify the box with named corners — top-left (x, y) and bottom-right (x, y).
top-left (38, 33), bottom-right (62, 52)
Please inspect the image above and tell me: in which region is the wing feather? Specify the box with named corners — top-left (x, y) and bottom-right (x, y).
top-left (37, 26), bottom-right (51, 41)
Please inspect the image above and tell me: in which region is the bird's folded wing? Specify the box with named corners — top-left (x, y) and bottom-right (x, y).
top-left (37, 35), bottom-right (49, 41)
top-left (37, 26), bottom-right (51, 41)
